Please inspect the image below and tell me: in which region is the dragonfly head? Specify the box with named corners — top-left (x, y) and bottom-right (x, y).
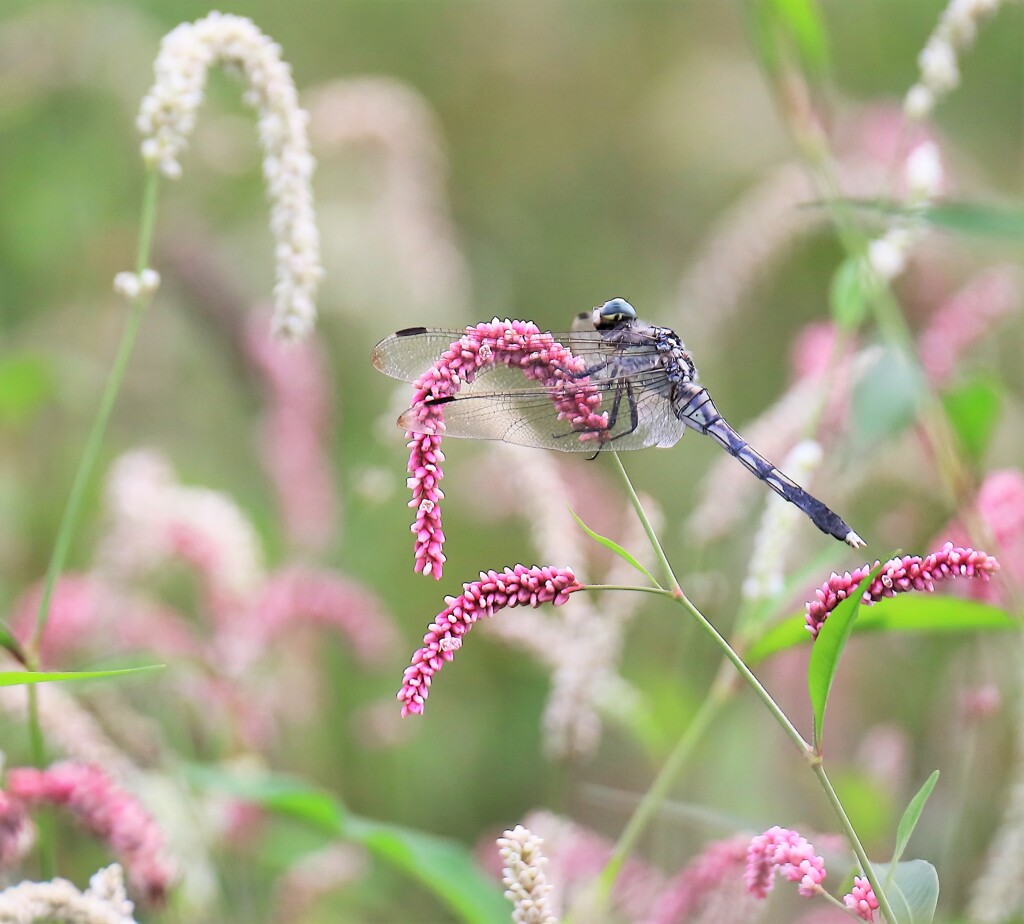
top-left (592, 297), bottom-right (637, 330)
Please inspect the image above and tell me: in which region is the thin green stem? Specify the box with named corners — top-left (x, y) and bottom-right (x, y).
top-left (23, 166), bottom-right (161, 879)
top-left (596, 665), bottom-right (732, 897)
top-left (813, 762), bottom-right (898, 924)
top-left (608, 453), bottom-right (680, 594)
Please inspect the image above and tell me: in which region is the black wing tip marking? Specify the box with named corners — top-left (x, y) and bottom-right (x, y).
top-left (395, 326), bottom-right (429, 337)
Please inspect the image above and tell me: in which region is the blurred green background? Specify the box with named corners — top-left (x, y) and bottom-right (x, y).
top-left (1, 1), bottom-right (1023, 920)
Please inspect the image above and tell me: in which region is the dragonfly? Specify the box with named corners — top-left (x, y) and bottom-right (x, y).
top-left (372, 298), bottom-right (864, 548)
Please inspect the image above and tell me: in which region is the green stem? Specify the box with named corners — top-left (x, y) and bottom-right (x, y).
top-left (23, 167), bottom-right (161, 879)
top-left (813, 762), bottom-right (898, 924)
top-left (608, 453), bottom-right (681, 594)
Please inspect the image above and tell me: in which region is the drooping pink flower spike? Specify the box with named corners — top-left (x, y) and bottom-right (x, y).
top-left (746, 827), bottom-right (879, 920)
top-left (6, 762), bottom-right (175, 904)
top-left (805, 541), bottom-right (1000, 640)
top-left (374, 319), bottom-right (607, 579)
top-left (398, 565), bottom-right (584, 716)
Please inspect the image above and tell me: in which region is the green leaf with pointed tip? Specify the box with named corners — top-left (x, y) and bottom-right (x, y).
top-left (0, 665), bottom-right (164, 687)
top-left (747, 595), bottom-right (1014, 663)
top-left (873, 859), bottom-right (939, 924)
top-left (942, 376), bottom-right (1002, 466)
top-left (892, 771), bottom-right (939, 870)
top-left (769, 0), bottom-right (831, 76)
top-left (186, 767), bottom-right (509, 924)
top-left (809, 563), bottom-right (884, 748)
top-left (568, 508), bottom-right (657, 585)
top-left (834, 198), bottom-right (1024, 241)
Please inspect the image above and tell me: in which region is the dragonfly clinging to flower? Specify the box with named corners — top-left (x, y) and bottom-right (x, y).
top-left (372, 298), bottom-right (865, 550)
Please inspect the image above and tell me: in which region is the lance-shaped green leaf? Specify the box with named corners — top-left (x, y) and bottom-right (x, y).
top-left (0, 665), bottom-right (164, 687)
top-left (891, 771), bottom-right (939, 871)
top-left (187, 766), bottom-right (510, 924)
top-left (808, 563), bottom-right (884, 749)
top-left (569, 508), bottom-right (657, 585)
top-left (748, 595), bottom-right (1013, 663)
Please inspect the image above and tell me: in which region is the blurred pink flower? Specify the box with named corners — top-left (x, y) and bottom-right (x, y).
top-left (804, 542), bottom-right (999, 639)
top-left (6, 762), bottom-right (175, 904)
top-left (648, 835), bottom-right (761, 924)
top-left (918, 265), bottom-right (1021, 385)
top-left (402, 320), bottom-right (607, 579)
top-left (745, 826), bottom-right (826, 899)
top-left (245, 313), bottom-right (338, 553)
top-left (99, 450), bottom-right (264, 623)
top-left (960, 683), bottom-right (1002, 721)
top-left (398, 565), bottom-right (583, 717)
top-left (0, 791), bottom-right (32, 867)
top-left (520, 810), bottom-right (665, 921)
top-left (11, 575), bottom-right (201, 667)
top-left (844, 875), bottom-right (879, 921)
top-left (10, 575), bottom-right (104, 666)
top-left (252, 566), bottom-right (398, 666)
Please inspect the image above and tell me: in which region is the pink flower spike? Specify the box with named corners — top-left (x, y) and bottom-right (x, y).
top-left (745, 826), bottom-right (827, 900)
top-left (397, 565), bottom-right (584, 717)
top-left (844, 876), bottom-right (879, 921)
top-left (402, 320), bottom-right (608, 579)
top-left (804, 542), bottom-right (1000, 640)
top-left (6, 762), bottom-right (175, 904)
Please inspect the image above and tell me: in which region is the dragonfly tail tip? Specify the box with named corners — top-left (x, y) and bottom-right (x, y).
top-left (845, 530), bottom-right (867, 550)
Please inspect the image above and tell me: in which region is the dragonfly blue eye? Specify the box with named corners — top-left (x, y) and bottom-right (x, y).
top-left (595, 298), bottom-right (637, 329)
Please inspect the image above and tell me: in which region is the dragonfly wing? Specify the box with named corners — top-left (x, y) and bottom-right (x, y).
top-left (371, 328), bottom-right (473, 382)
top-left (371, 326), bottom-right (664, 383)
top-left (398, 370), bottom-right (687, 452)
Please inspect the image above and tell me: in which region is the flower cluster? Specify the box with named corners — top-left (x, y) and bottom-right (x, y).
top-left (6, 762), bottom-right (175, 904)
top-left (399, 320), bottom-right (606, 579)
top-left (135, 12), bottom-right (321, 338)
top-left (647, 835), bottom-right (758, 924)
top-left (845, 875), bottom-right (881, 921)
top-left (745, 826), bottom-right (827, 899)
top-left (746, 827), bottom-right (878, 920)
top-left (0, 864), bottom-right (136, 924)
top-left (497, 825), bottom-right (558, 924)
top-left (904, 0), bottom-right (1004, 120)
top-left (805, 542), bottom-right (999, 639)
top-left (398, 565), bottom-right (583, 717)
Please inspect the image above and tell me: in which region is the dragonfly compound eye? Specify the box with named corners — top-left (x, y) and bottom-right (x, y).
top-left (594, 297), bottom-right (637, 329)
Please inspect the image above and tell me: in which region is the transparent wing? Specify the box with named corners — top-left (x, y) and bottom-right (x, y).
top-left (371, 325), bottom-right (664, 383)
top-left (398, 367), bottom-right (688, 452)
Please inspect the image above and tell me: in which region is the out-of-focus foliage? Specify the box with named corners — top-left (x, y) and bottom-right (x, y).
top-left (1, 1), bottom-right (1023, 922)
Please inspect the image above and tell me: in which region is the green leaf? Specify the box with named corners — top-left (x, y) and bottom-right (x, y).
top-left (0, 665), bottom-right (164, 687)
top-left (345, 816), bottom-right (510, 924)
top-left (748, 595), bottom-right (1014, 663)
top-left (0, 624), bottom-right (27, 663)
top-left (942, 377), bottom-right (1003, 465)
top-left (873, 859), bottom-right (939, 924)
top-left (188, 767), bottom-right (509, 924)
top-left (892, 771), bottom-right (940, 869)
top-left (853, 345), bottom-right (928, 441)
top-left (808, 564), bottom-right (884, 748)
top-left (0, 353), bottom-right (54, 426)
top-left (835, 199), bottom-right (1024, 241)
top-left (830, 256), bottom-right (870, 330)
top-left (568, 508), bottom-right (657, 585)
top-left (747, 0), bottom-right (830, 79)
top-left (769, 0), bottom-right (830, 76)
